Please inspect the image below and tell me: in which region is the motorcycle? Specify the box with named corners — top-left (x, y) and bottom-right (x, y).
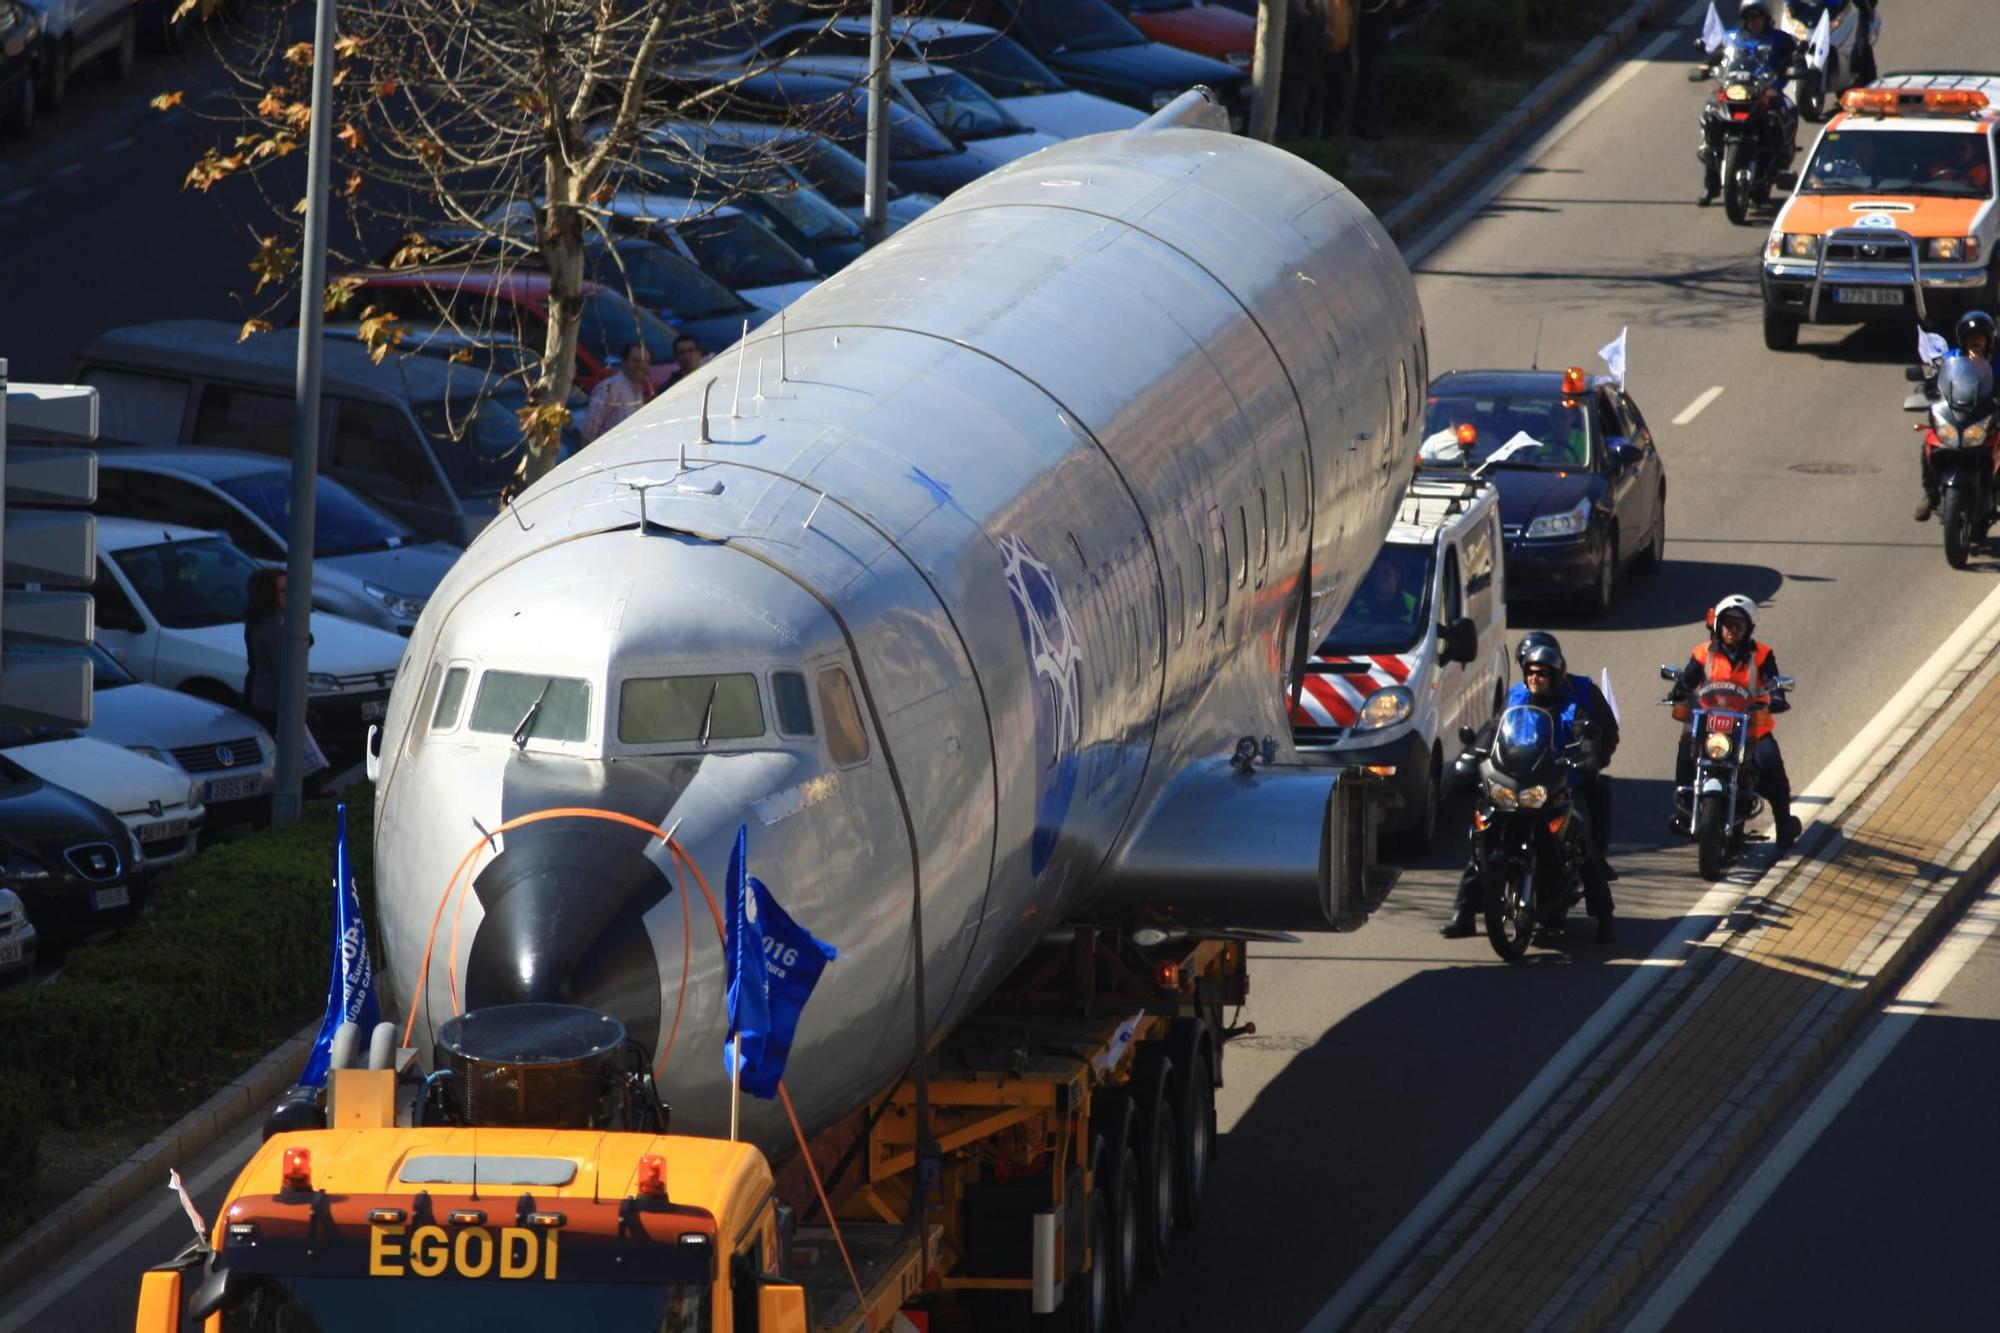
top-left (1455, 707), bottom-right (1591, 963)
top-left (1660, 667), bottom-right (1797, 879)
top-left (1689, 33), bottom-right (1799, 225)
top-left (1780, 0), bottom-right (1878, 122)
top-left (1923, 355), bottom-right (2000, 568)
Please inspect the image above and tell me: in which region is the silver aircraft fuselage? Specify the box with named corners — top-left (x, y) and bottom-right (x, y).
top-left (371, 101), bottom-right (1426, 1150)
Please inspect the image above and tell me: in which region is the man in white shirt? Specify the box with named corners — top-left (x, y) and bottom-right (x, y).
top-left (579, 340), bottom-right (653, 443)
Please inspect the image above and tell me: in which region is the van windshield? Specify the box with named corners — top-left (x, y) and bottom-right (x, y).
top-left (1320, 544), bottom-right (1434, 656)
top-left (412, 388), bottom-right (533, 498)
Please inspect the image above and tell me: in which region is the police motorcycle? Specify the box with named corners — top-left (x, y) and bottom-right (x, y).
top-left (1453, 707), bottom-right (1592, 963)
top-left (1660, 667), bottom-right (1797, 879)
top-left (1689, 31), bottom-right (1799, 224)
top-left (1780, 0), bottom-right (1877, 122)
top-left (1923, 355), bottom-right (2000, 569)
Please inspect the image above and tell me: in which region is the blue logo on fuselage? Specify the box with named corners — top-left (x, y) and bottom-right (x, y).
top-left (999, 535), bottom-right (1083, 874)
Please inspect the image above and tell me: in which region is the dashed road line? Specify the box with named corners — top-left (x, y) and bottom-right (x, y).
top-left (51, 162), bottom-right (84, 178)
top-left (102, 135), bottom-right (136, 153)
top-left (1671, 385), bottom-right (1725, 426)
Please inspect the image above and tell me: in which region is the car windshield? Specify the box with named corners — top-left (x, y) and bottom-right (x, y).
top-left (579, 290), bottom-right (680, 365)
top-left (1423, 392), bottom-right (1593, 470)
top-left (1320, 544), bottom-right (1434, 655)
top-left (748, 178), bottom-right (863, 243)
top-left (820, 87), bottom-right (960, 157)
top-left (0, 724), bottom-right (84, 746)
top-left (903, 71), bottom-right (1028, 139)
top-left (919, 32), bottom-right (1067, 96)
top-left (0, 639), bottom-right (136, 689)
top-left (637, 150), bottom-right (861, 245)
top-left (589, 242), bottom-right (748, 322)
top-left (218, 472), bottom-right (415, 558)
top-left (111, 535), bottom-right (263, 630)
top-left (674, 212), bottom-right (819, 286)
top-left (411, 382), bottom-right (534, 498)
top-left (1801, 128), bottom-right (1996, 198)
top-left (1012, 0), bottom-right (1147, 52)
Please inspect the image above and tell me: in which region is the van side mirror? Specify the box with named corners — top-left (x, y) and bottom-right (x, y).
top-left (1457, 725), bottom-right (1479, 748)
top-left (1439, 616), bottom-right (1477, 666)
top-left (1659, 664), bottom-right (1681, 682)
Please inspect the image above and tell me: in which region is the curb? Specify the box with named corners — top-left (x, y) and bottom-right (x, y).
top-left (1383, 0), bottom-right (1689, 243)
top-left (0, 1024), bottom-right (314, 1300)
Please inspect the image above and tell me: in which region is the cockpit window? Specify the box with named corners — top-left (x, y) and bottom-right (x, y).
top-left (771, 671), bottom-right (814, 737)
top-left (620, 673), bottom-right (765, 744)
top-left (468, 671), bottom-right (592, 743)
top-left (817, 666), bottom-right (869, 766)
top-left (431, 667), bottom-right (469, 731)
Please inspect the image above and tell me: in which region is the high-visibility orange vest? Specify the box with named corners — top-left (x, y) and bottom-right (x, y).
top-left (1692, 640), bottom-right (1777, 739)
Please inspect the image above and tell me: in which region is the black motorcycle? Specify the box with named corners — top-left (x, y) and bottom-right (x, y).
top-left (1455, 707), bottom-right (1590, 963)
top-left (1660, 668), bottom-right (1796, 878)
top-left (1690, 33), bottom-right (1798, 225)
top-left (1923, 356), bottom-right (2000, 568)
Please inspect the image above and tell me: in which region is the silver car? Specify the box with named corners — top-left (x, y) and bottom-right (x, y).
top-left (90, 447), bottom-right (460, 635)
top-left (0, 888), bottom-right (35, 984)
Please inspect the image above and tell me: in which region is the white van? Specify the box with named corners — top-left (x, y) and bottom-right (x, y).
top-left (1292, 468), bottom-right (1511, 851)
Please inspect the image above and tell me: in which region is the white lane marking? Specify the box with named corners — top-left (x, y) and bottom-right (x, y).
top-left (51, 162), bottom-right (84, 178)
top-left (102, 135), bottom-right (136, 153)
top-left (1672, 386), bottom-right (1726, 426)
top-left (0, 1120), bottom-right (265, 1333)
top-left (0, 187), bottom-right (32, 207)
top-left (1303, 274), bottom-right (2000, 1333)
top-left (1623, 885), bottom-right (2000, 1332)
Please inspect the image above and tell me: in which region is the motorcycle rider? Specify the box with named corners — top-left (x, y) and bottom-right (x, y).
top-left (1916, 310), bottom-right (1997, 521)
top-left (1668, 595), bottom-right (1801, 850)
top-left (1698, 0), bottom-right (1799, 206)
top-left (1443, 633), bottom-right (1620, 943)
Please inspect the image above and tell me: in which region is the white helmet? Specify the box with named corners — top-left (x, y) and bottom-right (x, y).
top-left (1738, 0), bottom-right (1771, 23)
top-left (1710, 594), bottom-right (1757, 634)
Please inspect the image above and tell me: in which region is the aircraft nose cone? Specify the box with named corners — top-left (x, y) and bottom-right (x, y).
top-left (463, 821), bottom-right (671, 1056)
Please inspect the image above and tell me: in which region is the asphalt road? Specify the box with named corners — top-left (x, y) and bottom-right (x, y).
top-left (4, 1), bottom-right (2000, 1330)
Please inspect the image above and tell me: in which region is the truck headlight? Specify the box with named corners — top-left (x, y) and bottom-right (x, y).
top-left (365, 582), bottom-right (428, 620)
top-left (1782, 232), bottom-right (1819, 259)
top-left (1526, 498), bottom-right (1592, 539)
top-left (1703, 732), bottom-right (1733, 760)
top-left (1928, 237), bottom-right (1980, 262)
top-left (1352, 686), bottom-right (1413, 733)
top-left (1150, 89), bottom-right (1181, 110)
top-left (307, 672), bottom-right (342, 695)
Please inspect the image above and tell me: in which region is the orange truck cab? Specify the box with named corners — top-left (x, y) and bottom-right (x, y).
top-left (1762, 73), bottom-right (2000, 352)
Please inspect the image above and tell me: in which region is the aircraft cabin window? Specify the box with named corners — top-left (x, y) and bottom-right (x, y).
top-left (771, 670), bottom-right (815, 737)
top-left (1171, 562), bottom-right (1185, 645)
top-left (1398, 359), bottom-right (1411, 432)
top-left (1257, 490), bottom-right (1269, 571)
top-left (431, 666), bottom-right (469, 731)
top-left (1235, 507), bottom-right (1248, 588)
top-left (1128, 605), bottom-right (1140, 683)
top-left (1214, 517), bottom-right (1230, 610)
top-left (620, 673), bottom-right (764, 744)
top-left (1277, 469), bottom-right (1290, 542)
top-left (469, 671), bottom-right (591, 742)
top-left (1295, 453), bottom-right (1309, 532)
top-left (818, 667), bottom-right (870, 766)
top-left (1193, 540), bottom-right (1207, 627)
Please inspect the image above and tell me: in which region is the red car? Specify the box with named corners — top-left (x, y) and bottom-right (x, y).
top-left (338, 269), bottom-right (681, 393)
top-left (1106, 0), bottom-right (1254, 74)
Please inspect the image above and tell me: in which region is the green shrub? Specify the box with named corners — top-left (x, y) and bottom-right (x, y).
top-left (1436, 0), bottom-right (1527, 62)
top-left (1381, 53), bottom-right (1473, 130)
top-left (0, 1069), bottom-right (45, 1224)
top-left (1281, 136), bottom-right (1350, 181)
top-left (1523, 0), bottom-right (1583, 37)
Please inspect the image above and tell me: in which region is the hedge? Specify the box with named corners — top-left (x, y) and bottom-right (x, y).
top-left (1381, 53), bottom-right (1473, 130)
top-left (1436, 0), bottom-right (1528, 63)
top-left (0, 793), bottom-right (376, 1230)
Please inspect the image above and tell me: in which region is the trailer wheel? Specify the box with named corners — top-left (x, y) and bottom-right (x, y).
top-left (1132, 1055), bottom-right (1177, 1279)
top-left (1169, 1027), bottom-right (1217, 1230)
top-left (1100, 1095), bottom-right (1142, 1327)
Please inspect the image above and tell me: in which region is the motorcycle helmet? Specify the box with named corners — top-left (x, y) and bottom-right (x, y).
top-left (1519, 641), bottom-right (1567, 690)
top-left (1939, 353), bottom-right (1995, 418)
top-left (1515, 630), bottom-right (1564, 673)
top-left (1709, 594), bottom-right (1757, 636)
top-left (1954, 310), bottom-right (1996, 356)
top-left (1737, 0), bottom-right (1771, 26)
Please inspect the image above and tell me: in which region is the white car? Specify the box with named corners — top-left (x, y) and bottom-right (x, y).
top-left (90, 518), bottom-right (407, 767)
top-left (0, 889), bottom-right (35, 984)
top-left (752, 17), bottom-right (1146, 140)
top-left (22, 0), bottom-right (133, 110)
top-left (0, 727), bottom-right (205, 866)
top-left (590, 193), bottom-right (823, 318)
top-left (636, 121), bottom-right (942, 233)
top-left (772, 53), bottom-right (1066, 165)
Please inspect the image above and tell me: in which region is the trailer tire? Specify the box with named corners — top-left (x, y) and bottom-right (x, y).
top-left (1169, 1026), bottom-right (1217, 1231)
top-left (1132, 1055), bottom-right (1177, 1280)
top-left (1100, 1096), bottom-right (1142, 1327)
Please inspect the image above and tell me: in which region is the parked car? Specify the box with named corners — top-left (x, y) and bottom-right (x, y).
top-left (0, 888), bottom-right (35, 983)
top-left (769, 53), bottom-right (1066, 165)
top-left (640, 120), bottom-right (942, 232)
top-left (74, 321), bottom-right (535, 545)
top-left (1421, 368), bottom-right (1669, 618)
top-left (3, 638), bottom-right (275, 834)
top-left (566, 193), bottom-right (824, 318)
top-left (0, 750), bottom-right (149, 944)
top-left (1103, 0), bottom-right (1254, 73)
top-left (752, 17), bottom-right (1146, 139)
top-left (921, 0), bottom-right (1249, 125)
top-left (22, 0), bottom-right (134, 111)
top-left (89, 518), bottom-right (405, 766)
top-left (0, 725), bottom-right (205, 866)
top-left (0, 0), bottom-right (43, 136)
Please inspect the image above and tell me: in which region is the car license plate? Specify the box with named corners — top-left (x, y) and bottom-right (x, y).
top-left (1835, 287), bottom-right (1905, 306)
top-left (139, 818), bottom-right (188, 843)
top-left (91, 886), bottom-right (130, 912)
top-left (361, 700), bottom-right (387, 721)
top-left (0, 942), bottom-right (21, 966)
top-left (205, 775), bottom-right (262, 803)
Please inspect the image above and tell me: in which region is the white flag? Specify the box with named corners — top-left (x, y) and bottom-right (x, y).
top-left (1806, 9), bottom-right (1832, 71)
top-left (169, 1168), bottom-right (208, 1240)
top-left (1598, 327), bottom-right (1629, 387)
top-left (1600, 668), bottom-right (1622, 725)
top-left (1701, 2), bottom-right (1726, 53)
top-left (1919, 329), bottom-right (1950, 365)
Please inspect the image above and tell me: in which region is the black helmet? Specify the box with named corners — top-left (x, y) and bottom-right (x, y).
top-left (1956, 310), bottom-right (1996, 352)
top-left (1737, 0), bottom-right (1771, 23)
top-left (1518, 639), bottom-right (1567, 686)
top-left (1516, 630), bottom-right (1564, 673)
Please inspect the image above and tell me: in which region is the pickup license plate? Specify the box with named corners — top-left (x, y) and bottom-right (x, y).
top-left (361, 700), bottom-right (387, 721)
top-left (0, 941), bottom-right (21, 966)
top-left (139, 818), bottom-right (188, 843)
top-left (205, 775), bottom-right (262, 803)
top-left (1835, 287), bottom-right (1905, 306)
top-left (91, 886), bottom-right (130, 912)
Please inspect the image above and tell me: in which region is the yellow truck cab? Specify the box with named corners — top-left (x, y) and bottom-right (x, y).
top-left (1762, 73), bottom-right (2000, 351)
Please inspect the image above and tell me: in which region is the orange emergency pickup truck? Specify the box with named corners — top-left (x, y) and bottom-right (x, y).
top-left (1761, 73), bottom-right (2000, 351)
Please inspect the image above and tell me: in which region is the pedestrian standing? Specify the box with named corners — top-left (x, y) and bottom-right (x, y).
top-left (579, 339), bottom-right (654, 443)
top-left (243, 567), bottom-right (287, 736)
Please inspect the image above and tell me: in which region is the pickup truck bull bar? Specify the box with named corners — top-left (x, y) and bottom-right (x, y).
top-left (1809, 224), bottom-right (1927, 324)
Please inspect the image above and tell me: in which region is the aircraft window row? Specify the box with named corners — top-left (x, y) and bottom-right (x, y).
top-left (620, 673), bottom-right (765, 744)
top-left (1258, 490), bottom-right (1270, 572)
top-left (469, 670), bottom-right (592, 743)
top-left (1295, 452), bottom-right (1309, 533)
top-left (772, 670), bottom-right (814, 737)
top-left (819, 666), bottom-right (869, 766)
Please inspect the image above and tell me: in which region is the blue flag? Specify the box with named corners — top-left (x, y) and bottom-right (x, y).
top-left (723, 825), bottom-right (837, 1099)
top-left (299, 803), bottom-right (381, 1089)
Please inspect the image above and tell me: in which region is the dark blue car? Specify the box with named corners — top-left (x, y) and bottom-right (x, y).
top-left (1423, 369), bottom-right (1668, 617)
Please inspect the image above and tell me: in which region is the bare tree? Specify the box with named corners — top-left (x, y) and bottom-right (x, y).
top-left (170, 0), bottom-right (856, 490)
